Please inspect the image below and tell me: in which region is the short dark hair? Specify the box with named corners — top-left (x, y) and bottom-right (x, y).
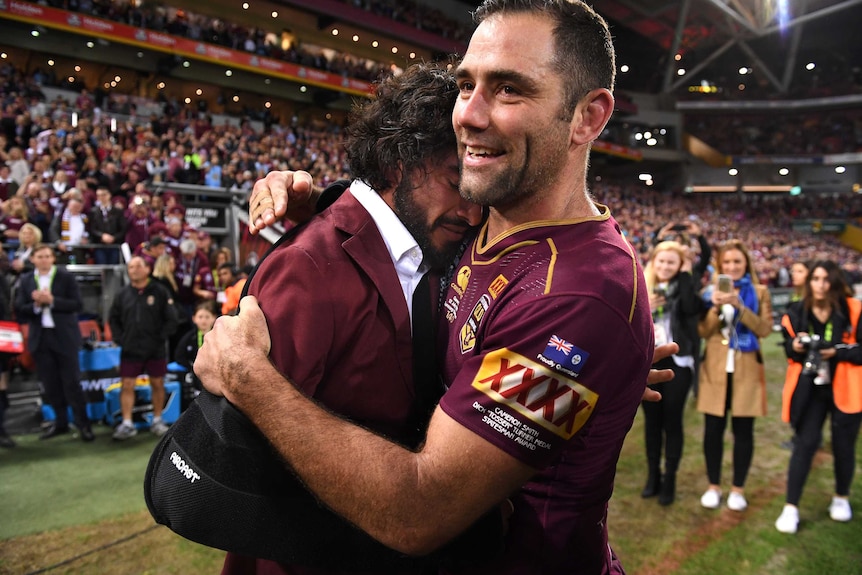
top-left (474, 0), bottom-right (615, 116)
top-left (194, 299), bottom-right (219, 316)
top-left (345, 61), bottom-right (459, 192)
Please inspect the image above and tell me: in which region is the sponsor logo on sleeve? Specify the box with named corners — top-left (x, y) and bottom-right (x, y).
top-left (488, 274), bottom-right (509, 299)
top-left (459, 294), bottom-right (491, 354)
top-left (472, 349), bottom-right (598, 439)
top-left (538, 335), bottom-right (590, 378)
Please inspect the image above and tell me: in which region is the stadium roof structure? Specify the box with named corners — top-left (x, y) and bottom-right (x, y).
top-left (453, 0), bottom-right (862, 96)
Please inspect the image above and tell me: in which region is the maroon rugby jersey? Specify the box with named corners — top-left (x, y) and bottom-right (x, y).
top-left (439, 205), bottom-right (653, 575)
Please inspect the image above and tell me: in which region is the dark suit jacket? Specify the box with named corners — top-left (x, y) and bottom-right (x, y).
top-left (89, 205), bottom-right (129, 244)
top-left (14, 265), bottom-right (83, 352)
top-left (246, 190), bottom-right (419, 441)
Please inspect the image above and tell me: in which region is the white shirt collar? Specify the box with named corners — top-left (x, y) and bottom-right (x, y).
top-left (349, 180), bottom-right (425, 276)
top-left (349, 180), bottom-right (428, 325)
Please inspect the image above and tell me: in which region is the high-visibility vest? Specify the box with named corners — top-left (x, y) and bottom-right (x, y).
top-left (781, 298), bottom-right (862, 422)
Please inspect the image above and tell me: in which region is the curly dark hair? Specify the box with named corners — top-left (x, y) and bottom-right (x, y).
top-left (474, 0), bottom-right (615, 116)
top-left (345, 61), bottom-right (458, 192)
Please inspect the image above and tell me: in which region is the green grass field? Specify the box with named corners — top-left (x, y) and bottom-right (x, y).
top-left (1, 332), bottom-right (861, 574)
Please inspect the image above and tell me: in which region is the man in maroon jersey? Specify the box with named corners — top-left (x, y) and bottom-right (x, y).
top-left (198, 1), bottom-right (657, 573)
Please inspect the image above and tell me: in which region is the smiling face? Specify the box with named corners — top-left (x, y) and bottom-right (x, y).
top-left (452, 13), bottom-right (572, 211)
top-left (720, 248), bottom-right (749, 281)
top-left (652, 249), bottom-right (683, 283)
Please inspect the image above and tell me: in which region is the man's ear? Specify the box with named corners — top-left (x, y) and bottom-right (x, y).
top-left (570, 88), bottom-right (615, 146)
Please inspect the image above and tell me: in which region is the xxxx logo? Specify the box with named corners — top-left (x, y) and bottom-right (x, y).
top-left (472, 349), bottom-right (598, 439)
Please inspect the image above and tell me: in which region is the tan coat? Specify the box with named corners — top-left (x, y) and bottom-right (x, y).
top-left (696, 284), bottom-right (773, 417)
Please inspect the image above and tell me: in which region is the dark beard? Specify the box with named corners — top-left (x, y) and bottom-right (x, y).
top-left (393, 180), bottom-right (465, 272)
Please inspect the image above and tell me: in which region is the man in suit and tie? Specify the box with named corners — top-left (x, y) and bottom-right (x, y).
top-left (89, 185), bottom-right (128, 265)
top-left (217, 62), bottom-right (482, 574)
top-left (15, 244), bottom-right (94, 442)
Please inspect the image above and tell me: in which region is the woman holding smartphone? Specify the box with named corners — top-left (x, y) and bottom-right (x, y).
top-left (697, 239), bottom-right (773, 511)
top-left (641, 241), bottom-right (704, 505)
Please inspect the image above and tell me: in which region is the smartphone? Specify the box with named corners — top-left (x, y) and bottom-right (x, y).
top-left (717, 274), bottom-right (733, 293)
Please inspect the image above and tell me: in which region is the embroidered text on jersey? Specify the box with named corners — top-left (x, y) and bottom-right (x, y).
top-left (472, 349), bottom-right (599, 439)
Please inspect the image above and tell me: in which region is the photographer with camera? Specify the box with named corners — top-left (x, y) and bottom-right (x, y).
top-left (641, 240), bottom-right (705, 505)
top-left (775, 260), bottom-right (862, 533)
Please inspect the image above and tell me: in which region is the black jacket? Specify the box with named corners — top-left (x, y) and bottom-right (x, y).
top-left (89, 204), bottom-right (129, 245)
top-left (658, 271), bottom-right (704, 358)
top-left (109, 279), bottom-right (179, 360)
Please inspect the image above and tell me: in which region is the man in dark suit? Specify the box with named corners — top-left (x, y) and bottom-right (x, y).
top-left (89, 186), bottom-right (128, 265)
top-left (219, 62), bottom-right (482, 574)
top-left (15, 244), bottom-right (94, 442)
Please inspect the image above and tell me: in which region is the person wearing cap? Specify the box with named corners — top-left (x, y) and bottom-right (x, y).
top-left (134, 236), bottom-right (167, 270)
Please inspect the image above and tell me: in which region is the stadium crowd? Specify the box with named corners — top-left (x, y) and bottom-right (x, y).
top-left (42, 1), bottom-right (862, 101)
top-left (1, 62), bottom-right (860, 311)
top-left (685, 110), bottom-right (862, 156)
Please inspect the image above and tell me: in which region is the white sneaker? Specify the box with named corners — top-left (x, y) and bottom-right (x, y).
top-left (700, 488), bottom-right (721, 509)
top-left (829, 497), bottom-right (852, 522)
top-left (775, 505), bottom-right (799, 533)
top-left (112, 422), bottom-right (138, 440)
top-left (150, 420), bottom-right (170, 437)
top-left (727, 491), bottom-right (748, 511)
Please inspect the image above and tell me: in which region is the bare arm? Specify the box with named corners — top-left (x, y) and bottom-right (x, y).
top-left (247, 170), bottom-right (321, 234)
top-left (197, 296), bottom-right (533, 555)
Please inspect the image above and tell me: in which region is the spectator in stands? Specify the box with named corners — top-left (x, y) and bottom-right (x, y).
top-left (149, 194), bottom-right (165, 222)
top-left (698, 239), bottom-right (773, 512)
top-left (108, 255), bottom-right (179, 440)
top-left (124, 194), bottom-right (156, 250)
top-left (14, 243), bottom-right (94, 442)
top-left (89, 186), bottom-right (127, 265)
top-left (0, 165), bottom-right (16, 200)
top-left (145, 147), bottom-right (169, 183)
top-left (152, 251), bottom-right (188, 361)
top-left (49, 170), bottom-right (70, 198)
top-left (775, 260), bottom-right (862, 533)
top-left (210, 246), bottom-right (233, 286)
top-left (203, 154), bottom-right (223, 188)
top-left (0, 195), bottom-right (30, 248)
top-left (6, 147), bottom-right (29, 186)
top-left (194, 230), bottom-right (217, 267)
top-left (9, 222), bottom-right (40, 278)
top-left (175, 238), bottom-right (215, 319)
top-left (216, 263), bottom-right (245, 316)
top-left (641, 240), bottom-right (704, 505)
top-left (135, 236), bottom-right (167, 269)
top-left (17, 177), bottom-right (49, 239)
top-left (163, 208), bottom-right (186, 256)
top-left (50, 190), bottom-right (88, 264)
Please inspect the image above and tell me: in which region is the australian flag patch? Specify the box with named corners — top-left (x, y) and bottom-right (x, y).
top-left (540, 335), bottom-right (589, 377)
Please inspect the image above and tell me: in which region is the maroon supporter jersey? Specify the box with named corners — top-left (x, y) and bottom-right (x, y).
top-left (439, 205), bottom-right (653, 575)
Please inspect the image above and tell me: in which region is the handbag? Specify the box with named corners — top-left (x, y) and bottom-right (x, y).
top-left (144, 390), bottom-right (504, 570)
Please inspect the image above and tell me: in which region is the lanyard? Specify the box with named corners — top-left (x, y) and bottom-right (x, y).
top-left (34, 266), bottom-right (57, 291)
top-left (197, 330), bottom-right (204, 348)
top-left (809, 318), bottom-right (833, 341)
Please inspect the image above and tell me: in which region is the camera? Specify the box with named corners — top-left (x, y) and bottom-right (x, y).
top-left (799, 334), bottom-right (829, 384)
top-left (653, 286), bottom-right (667, 298)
